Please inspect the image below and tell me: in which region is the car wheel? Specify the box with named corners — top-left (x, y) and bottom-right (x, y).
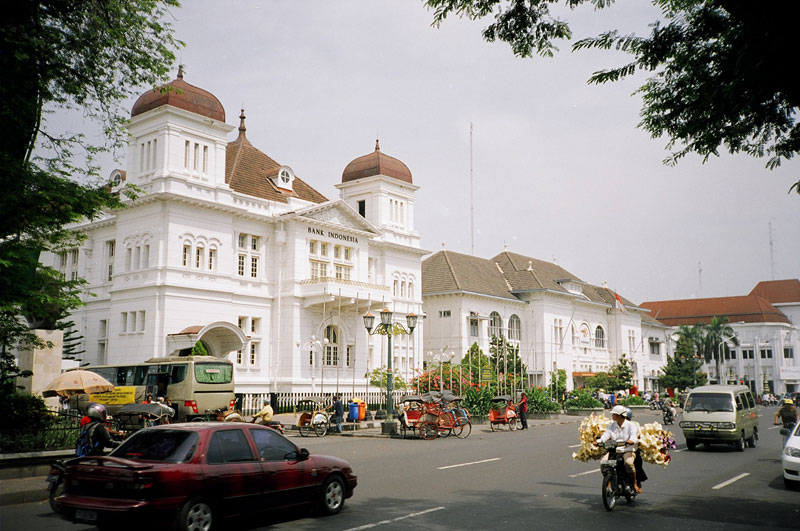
top-left (747, 431), bottom-right (758, 448)
top-left (319, 476), bottom-right (345, 516)
top-left (177, 497), bottom-right (214, 531)
top-left (735, 432), bottom-right (745, 452)
top-left (48, 480), bottom-right (64, 514)
top-left (686, 439), bottom-right (696, 451)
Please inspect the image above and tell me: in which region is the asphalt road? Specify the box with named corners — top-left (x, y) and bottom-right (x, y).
top-left (2, 407), bottom-right (797, 530)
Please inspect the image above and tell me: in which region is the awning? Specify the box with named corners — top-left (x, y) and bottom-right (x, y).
top-left (572, 372), bottom-right (597, 377)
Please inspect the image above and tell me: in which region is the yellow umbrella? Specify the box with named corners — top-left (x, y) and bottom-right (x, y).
top-left (42, 370), bottom-right (115, 397)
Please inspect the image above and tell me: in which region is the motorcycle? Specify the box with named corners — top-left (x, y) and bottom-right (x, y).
top-left (599, 439), bottom-right (637, 511)
top-left (649, 400), bottom-right (662, 410)
top-left (662, 406), bottom-right (674, 425)
top-left (46, 460), bottom-right (66, 513)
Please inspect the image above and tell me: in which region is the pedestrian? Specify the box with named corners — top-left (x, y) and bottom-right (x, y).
top-left (333, 395), bottom-right (344, 433)
top-left (518, 392), bottom-right (528, 430)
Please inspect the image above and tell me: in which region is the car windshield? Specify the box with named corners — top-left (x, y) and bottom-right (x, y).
top-left (685, 393), bottom-right (734, 412)
top-left (112, 430), bottom-right (198, 462)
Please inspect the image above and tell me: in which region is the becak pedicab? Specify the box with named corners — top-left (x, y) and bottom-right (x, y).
top-left (489, 394), bottom-right (520, 431)
top-left (398, 395), bottom-right (425, 439)
top-left (296, 397), bottom-right (330, 437)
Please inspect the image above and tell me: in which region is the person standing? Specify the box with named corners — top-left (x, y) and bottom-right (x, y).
top-left (518, 392), bottom-right (528, 430)
top-left (333, 395), bottom-right (344, 434)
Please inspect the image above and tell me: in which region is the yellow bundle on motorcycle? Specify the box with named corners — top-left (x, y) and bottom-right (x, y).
top-left (638, 421), bottom-right (676, 467)
top-left (571, 413), bottom-right (611, 462)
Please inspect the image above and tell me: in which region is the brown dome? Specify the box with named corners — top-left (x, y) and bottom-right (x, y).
top-left (131, 68), bottom-right (225, 122)
top-left (342, 140), bottom-right (412, 184)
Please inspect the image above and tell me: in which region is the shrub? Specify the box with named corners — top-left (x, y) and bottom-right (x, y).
top-left (620, 395), bottom-right (647, 406)
top-left (462, 387), bottom-right (492, 416)
top-left (0, 393), bottom-right (70, 453)
top-left (564, 389), bottom-right (603, 410)
top-left (526, 387), bottom-right (561, 413)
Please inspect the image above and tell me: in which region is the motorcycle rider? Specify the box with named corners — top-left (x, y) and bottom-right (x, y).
top-left (774, 398), bottom-right (799, 430)
top-left (252, 397), bottom-right (275, 425)
top-left (82, 403), bottom-right (118, 456)
top-left (662, 396), bottom-right (677, 422)
top-left (597, 405), bottom-right (641, 493)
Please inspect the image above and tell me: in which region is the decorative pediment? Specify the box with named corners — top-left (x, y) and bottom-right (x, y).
top-left (291, 200), bottom-right (378, 235)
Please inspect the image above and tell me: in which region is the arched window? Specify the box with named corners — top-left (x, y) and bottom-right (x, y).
top-left (595, 326), bottom-right (606, 348)
top-left (489, 312), bottom-right (503, 338)
top-left (324, 325), bottom-right (339, 366)
top-left (508, 314), bottom-right (521, 341)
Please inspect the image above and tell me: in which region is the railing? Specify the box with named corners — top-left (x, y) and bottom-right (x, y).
top-left (238, 390), bottom-right (410, 416)
top-left (0, 410), bottom-right (82, 454)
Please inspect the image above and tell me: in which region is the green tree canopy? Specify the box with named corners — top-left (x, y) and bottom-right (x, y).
top-left (0, 1), bottom-right (182, 358)
top-left (607, 353), bottom-right (633, 392)
top-left (425, 0), bottom-right (800, 194)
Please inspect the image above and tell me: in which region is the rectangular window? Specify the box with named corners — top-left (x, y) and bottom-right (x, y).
top-left (152, 139), bottom-right (157, 169)
top-left (238, 316), bottom-right (245, 330)
top-left (208, 249), bottom-right (216, 270)
top-left (238, 255), bottom-right (246, 276)
top-left (649, 341), bottom-right (659, 355)
top-left (129, 311), bottom-right (137, 333)
top-left (238, 233), bottom-right (247, 248)
top-left (250, 318), bottom-right (259, 334)
top-left (249, 343), bottom-right (258, 365)
top-left (334, 264), bottom-right (351, 280)
top-left (195, 247), bottom-right (203, 269)
top-left (142, 244), bottom-right (149, 269)
top-left (760, 348), bottom-right (773, 359)
top-left (236, 349), bottom-right (243, 365)
top-left (184, 140), bottom-right (190, 168)
top-left (69, 249), bottom-right (79, 280)
top-left (250, 256), bottom-right (258, 278)
top-left (309, 240), bottom-right (317, 255)
top-left (97, 341), bottom-right (107, 364)
top-left (106, 241), bottom-right (115, 281)
top-left (140, 143), bottom-right (145, 172)
top-left (193, 143), bottom-right (199, 170)
top-left (310, 261), bottom-right (327, 279)
top-left (357, 200), bottom-right (365, 217)
top-left (125, 247), bottom-right (132, 272)
top-left (134, 245), bottom-right (141, 271)
top-left (146, 141), bottom-right (151, 170)
top-left (251, 236), bottom-right (259, 251)
top-left (785, 347), bottom-right (795, 359)
top-left (137, 310), bottom-right (145, 332)
top-left (202, 145), bottom-right (208, 173)
top-left (628, 330), bottom-right (636, 354)
top-left (334, 245), bottom-right (341, 260)
top-left (728, 349), bottom-right (737, 360)
top-left (121, 312), bottom-right (127, 333)
top-left (183, 245), bottom-right (191, 267)
top-left (59, 252), bottom-right (67, 271)
top-left (344, 247), bottom-right (352, 261)
top-left (470, 318), bottom-right (479, 338)
top-left (320, 242), bottom-right (328, 257)
top-left (99, 319), bottom-right (108, 338)
top-left (347, 345), bottom-right (353, 367)
top-left (439, 310), bottom-right (451, 318)
top-left (742, 348), bottom-right (754, 360)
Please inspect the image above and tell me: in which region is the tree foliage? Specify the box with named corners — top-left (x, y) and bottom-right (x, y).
top-left (607, 353), bottom-right (633, 391)
top-left (0, 1), bottom-right (182, 356)
top-left (425, 0), bottom-right (800, 194)
top-left (366, 366), bottom-right (408, 391)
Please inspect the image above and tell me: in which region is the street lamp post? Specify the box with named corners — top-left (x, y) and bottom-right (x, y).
top-left (299, 335), bottom-right (328, 394)
top-left (364, 309), bottom-right (417, 435)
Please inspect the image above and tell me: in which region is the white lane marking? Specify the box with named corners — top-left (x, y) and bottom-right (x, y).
top-left (768, 425), bottom-right (782, 430)
top-left (568, 444), bottom-right (581, 448)
top-left (712, 473), bottom-right (750, 490)
top-left (344, 507), bottom-right (446, 530)
top-left (437, 457), bottom-right (501, 470)
top-left (569, 468), bottom-right (601, 478)
top-left (673, 448), bottom-right (686, 452)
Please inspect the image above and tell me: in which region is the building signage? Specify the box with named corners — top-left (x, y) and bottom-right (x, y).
top-left (307, 226), bottom-right (358, 243)
top-left (89, 386), bottom-right (136, 405)
top-left (779, 366), bottom-right (800, 380)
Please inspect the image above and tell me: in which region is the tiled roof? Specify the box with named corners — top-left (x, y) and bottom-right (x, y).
top-left (225, 123), bottom-right (327, 205)
top-left (749, 279), bottom-right (800, 304)
top-left (422, 250), bottom-right (518, 301)
top-left (640, 295), bottom-right (790, 325)
top-left (131, 71), bottom-right (226, 122)
top-left (492, 251), bottom-right (580, 294)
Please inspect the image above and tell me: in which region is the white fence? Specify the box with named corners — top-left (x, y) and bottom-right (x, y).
top-left (239, 390), bottom-right (410, 416)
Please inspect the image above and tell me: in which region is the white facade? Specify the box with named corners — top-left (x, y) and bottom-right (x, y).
top-left (421, 250), bottom-right (667, 392)
top-left (45, 76), bottom-right (426, 396)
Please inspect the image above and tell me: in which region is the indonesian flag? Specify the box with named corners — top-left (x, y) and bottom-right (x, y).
top-left (615, 292), bottom-right (626, 313)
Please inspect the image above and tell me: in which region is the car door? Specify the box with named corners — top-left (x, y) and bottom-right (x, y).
top-left (249, 427), bottom-right (309, 508)
top-left (203, 428), bottom-right (264, 517)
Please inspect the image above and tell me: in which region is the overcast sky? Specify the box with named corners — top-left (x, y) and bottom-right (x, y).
top-left (56, 0), bottom-right (800, 305)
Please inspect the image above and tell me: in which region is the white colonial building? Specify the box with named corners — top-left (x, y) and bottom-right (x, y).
top-left (421, 249), bottom-right (668, 392)
top-left (643, 279), bottom-right (800, 395)
top-left (44, 70), bottom-right (426, 396)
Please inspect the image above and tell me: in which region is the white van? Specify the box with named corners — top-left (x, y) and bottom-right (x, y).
top-left (679, 384), bottom-right (759, 451)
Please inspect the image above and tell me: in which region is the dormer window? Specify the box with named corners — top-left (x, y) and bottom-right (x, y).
top-left (273, 165), bottom-right (294, 190)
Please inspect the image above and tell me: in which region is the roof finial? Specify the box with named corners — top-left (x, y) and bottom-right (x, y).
top-left (375, 139), bottom-right (380, 152)
top-left (177, 64), bottom-right (184, 79)
top-left (239, 109), bottom-right (246, 135)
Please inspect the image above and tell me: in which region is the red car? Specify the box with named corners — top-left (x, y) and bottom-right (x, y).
top-left (56, 423), bottom-right (357, 530)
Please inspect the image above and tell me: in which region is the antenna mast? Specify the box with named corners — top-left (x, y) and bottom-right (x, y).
top-left (470, 122), bottom-right (474, 255)
top-left (768, 219), bottom-right (776, 280)
top-left (698, 261), bottom-right (703, 297)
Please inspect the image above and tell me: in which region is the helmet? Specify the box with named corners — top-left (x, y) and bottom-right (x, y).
top-left (786, 399), bottom-right (794, 405)
top-left (263, 398), bottom-right (271, 406)
top-left (610, 405), bottom-right (627, 417)
top-left (625, 407), bottom-right (633, 420)
top-left (86, 403), bottom-right (107, 422)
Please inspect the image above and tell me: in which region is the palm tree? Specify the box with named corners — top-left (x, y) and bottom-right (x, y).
top-left (700, 316), bottom-right (740, 384)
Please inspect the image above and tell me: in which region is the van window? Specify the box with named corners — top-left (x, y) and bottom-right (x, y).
top-left (745, 392), bottom-right (755, 408)
top-left (735, 394), bottom-right (744, 411)
top-left (195, 362), bottom-right (233, 384)
top-left (685, 393), bottom-right (734, 412)
top-left (166, 364), bottom-right (188, 384)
